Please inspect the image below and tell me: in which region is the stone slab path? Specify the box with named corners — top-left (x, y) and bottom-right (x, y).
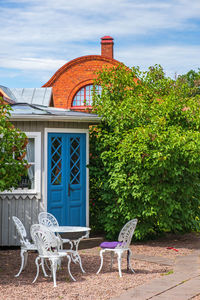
top-left (111, 250), bottom-right (200, 300)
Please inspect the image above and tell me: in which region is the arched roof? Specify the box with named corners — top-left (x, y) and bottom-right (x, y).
top-left (43, 55), bottom-right (120, 87)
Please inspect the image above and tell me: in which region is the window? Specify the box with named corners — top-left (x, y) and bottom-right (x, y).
top-left (2, 132), bottom-right (41, 194)
top-left (72, 84), bottom-right (101, 107)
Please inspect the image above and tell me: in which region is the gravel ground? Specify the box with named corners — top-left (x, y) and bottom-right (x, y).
top-left (0, 232), bottom-right (199, 300)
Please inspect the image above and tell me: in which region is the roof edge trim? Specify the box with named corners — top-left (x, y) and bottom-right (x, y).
top-left (10, 114), bottom-right (101, 123)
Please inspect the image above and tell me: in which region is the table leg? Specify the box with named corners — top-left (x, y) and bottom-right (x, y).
top-left (71, 231), bottom-right (89, 273)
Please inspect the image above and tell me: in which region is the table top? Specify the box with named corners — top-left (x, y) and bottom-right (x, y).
top-left (50, 226), bottom-right (91, 233)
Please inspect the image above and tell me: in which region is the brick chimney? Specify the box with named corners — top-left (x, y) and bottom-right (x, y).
top-left (101, 36), bottom-right (114, 59)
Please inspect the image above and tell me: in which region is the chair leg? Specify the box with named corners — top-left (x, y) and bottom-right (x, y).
top-left (117, 252), bottom-right (122, 277)
top-left (96, 249), bottom-right (105, 274)
top-left (15, 249), bottom-right (26, 277)
top-left (41, 258), bottom-right (49, 277)
top-left (50, 259), bottom-right (58, 287)
top-left (66, 254), bottom-right (76, 282)
top-left (110, 251), bottom-right (114, 270)
top-left (127, 249), bottom-right (135, 273)
top-left (32, 256), bottom-right (40, 284)
top-left (24, 251), bottom-right (28, 268)
top-left (57, 258), bottom-right (62, 270)
top-left (44, 259), bottom-right (51, 271)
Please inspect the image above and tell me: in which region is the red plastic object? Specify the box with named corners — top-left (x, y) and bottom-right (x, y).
top-left (166, 247), bottom-right (179, 252)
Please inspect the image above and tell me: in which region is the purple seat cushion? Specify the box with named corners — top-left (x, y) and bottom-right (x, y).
top-left (100, 241), bottom-right (122, 249)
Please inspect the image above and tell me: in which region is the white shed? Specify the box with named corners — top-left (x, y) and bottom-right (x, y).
top-left (0, 86), bottom-right (100, 246)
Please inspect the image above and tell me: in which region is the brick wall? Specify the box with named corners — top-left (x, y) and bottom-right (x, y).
top-left (43, 55), bottom-right (120, 109)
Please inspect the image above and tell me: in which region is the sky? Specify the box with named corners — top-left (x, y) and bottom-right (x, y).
top-left (1, 0), bottom-right (200, 88)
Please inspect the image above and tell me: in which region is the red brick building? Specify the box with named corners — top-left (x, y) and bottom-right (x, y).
top-left (43, 36), bottom-right (121, 110)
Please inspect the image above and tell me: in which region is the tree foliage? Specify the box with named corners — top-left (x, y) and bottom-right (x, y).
top-left (89, 64), bottom-right (200, 240)
top-left (0, 98), bottom-right (28, 191)
top-left (177, 69), bottom-right (200, 96)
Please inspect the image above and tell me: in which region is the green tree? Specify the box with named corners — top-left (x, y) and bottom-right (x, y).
top-left (89, 64), bottom-right (200, 240)
top-left (177, 69), bottom-right (200, 96)
top-left (0, 98), bottom-right (28, 191)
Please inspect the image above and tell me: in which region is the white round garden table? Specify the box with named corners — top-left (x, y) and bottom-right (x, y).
top-left (50, 226), bottom-right (91, 273)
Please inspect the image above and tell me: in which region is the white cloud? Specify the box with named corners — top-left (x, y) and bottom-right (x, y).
top-left (1, 0), bottom-right (200, 46)
top-left (0, 57), bottom-right (66, 71)
top-left (118, 45), bottom-right (200, 77)
top-left (1, 0), bottom-right (200, 86)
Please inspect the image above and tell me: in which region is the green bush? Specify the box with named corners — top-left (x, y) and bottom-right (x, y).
top-left (0, 98), bottom-right (28, 191)
top-left (89, 64), bottom-right (200, 240)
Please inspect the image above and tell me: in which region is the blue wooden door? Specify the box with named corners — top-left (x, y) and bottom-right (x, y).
top-left (47, 133), bottom-right (86, 226)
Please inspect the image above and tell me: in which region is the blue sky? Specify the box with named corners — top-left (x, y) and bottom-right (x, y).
top-left (1, 0), bottom-right (200, 88)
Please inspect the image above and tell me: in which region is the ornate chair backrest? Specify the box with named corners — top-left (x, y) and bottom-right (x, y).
top-left (31, 224), bottom-right (59, 257)
top-left (117, 219), bottom-right (138, 249)
top-left (38, 212), bottom-right (59, 227)
top-left (12, 216), bottom-right (30, 247)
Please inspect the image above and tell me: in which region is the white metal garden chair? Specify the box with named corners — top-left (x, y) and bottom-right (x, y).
top-left (38, 212), bottom-right (59, 227)
top-left (38, 212), bottom-right (86, 273)
top-left (12, 216), bottom-right (37, 277)
top-left (30, 224), bottom-right (76, 287)
top-left (96, 219), bottom-right (138, 277)
top-left (38, 212), bottom-right (73, 249)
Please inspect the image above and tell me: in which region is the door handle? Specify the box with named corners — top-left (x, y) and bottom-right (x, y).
top-left (68, 183), bottom-right (70, 196)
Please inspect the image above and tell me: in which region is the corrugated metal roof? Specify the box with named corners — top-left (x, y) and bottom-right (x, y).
top-left (11, 103), bottom-right (95, 116)
top-left (1, 85), bottom-right (100, 123)
top-left (10, 103), bottom-right (101, 123)
top-left (10, 87), bottom-right (52, 106)
top-left (11, 103), bottom-right (51, 115)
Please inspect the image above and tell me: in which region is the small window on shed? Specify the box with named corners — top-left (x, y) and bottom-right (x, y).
top-left (16, 133), bottom-right (41, 193)
top-left (72, 85), bottom-right (101, 107)
top-left (1, 132), bottom-right (41, 195)
top-left (18, 138), bottom-right (35, 190)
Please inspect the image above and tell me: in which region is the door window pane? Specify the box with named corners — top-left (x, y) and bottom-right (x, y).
top-left (70, 137), bottom-right (80, 184)
top-left (51, 137), bottom-right (62, 185)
